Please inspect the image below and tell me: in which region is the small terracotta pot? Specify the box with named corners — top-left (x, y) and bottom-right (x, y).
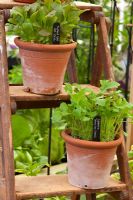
top-left (61, 131), bottom-right (122, 189)
top-left (14, 0), bottom-right (35, 3)
top-left (14, 38), bottom-right (76, 95)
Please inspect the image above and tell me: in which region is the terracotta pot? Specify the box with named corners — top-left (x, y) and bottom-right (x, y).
top-left (14, 38), bottom-right (76, 95)
top-left (61, 131), bottom-right (122, 189)
top-left (14, 0), bottom-right (35, 3)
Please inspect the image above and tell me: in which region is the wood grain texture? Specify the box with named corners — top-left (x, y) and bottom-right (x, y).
top-left (0, 1), bottom-right (102, 11)
top-left (97, 16), bottom-right (114, 81)
top-left (91, 24), bottom-right (103, 86)
top-left (15, 175), bottom-right (127, 200)
top-left (0, 0), bottom-right (25, 8)
top-left (74, 2), bottom-right (102, 11)
top-left (67, 51), bottom-right (78, 83)
top-left (0, 11), bottom-right (16, 200)
top-left (91, 17), bottom-right (112, 86)
top-left (9, 85), bottom-right (99, 110)
top-left (0, 146), bottom-right (3, 177)
top-left (10, 85), bottom-right (99, 101)
top-left (116, 135), bottom-right (133, 199)
top-left (0, 178), bottom-right (7, 200)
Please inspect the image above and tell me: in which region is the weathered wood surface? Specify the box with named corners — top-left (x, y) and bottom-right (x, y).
top-left (91, 24), bottom-right (103, 86)
top-left (0, 0), bottom-right (25, 8)
top-left (15, 175), bottom-right (127, 200)
top-left (74, 2), bottom-right (102, 11)
top-left (10, 85), bottom-right (99, 102)
top-left (0, 11), bottom-right (16, 200)
top-left (0, 0), bottom-right (102, 11)
top-left (116, 135), bottom-right (133, 199)
top-left (9, 85), bottom-right (99, 110)
top-left (91, 17), bottom-right (112, 86)
top-left (0, 178), bottom-right (7, 200)
top-left (98, 16), bottom-right (114, 81)
top-left (67, 50), bottom-right (78, 83)
top-left (91, 15), bottom-right (114, 86)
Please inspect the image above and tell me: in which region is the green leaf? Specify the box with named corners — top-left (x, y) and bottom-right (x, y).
top-left (55, 81), bottom-right (133, 141)
top-left (7, 0), bottom-right (82, 44)
top-left (12, 115), bottom-right (32, 147)
top-left (128, 151), bottom-right (133, 159)
top-left (22, 22), bottom-right (34, 39)
top-left (100, 80), bottom-right (120, 92)
top-left (39, 29), bottom-right (51, 36)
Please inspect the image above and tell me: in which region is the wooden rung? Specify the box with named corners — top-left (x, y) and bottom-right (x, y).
top-left (74, 1), bottom-right (102, 11)
top-left (0, 0), bottom-right (102, 11)
top-left (15, 175), bottom-right (127, 200)
top-left (10, 85), bottom-right (99, 102)
top-left (0, 0), bottom-right (25, 8)
top-left (0, 178), bottom-right (6, 199)
top-left (9, 85), bottom-right (99, 110)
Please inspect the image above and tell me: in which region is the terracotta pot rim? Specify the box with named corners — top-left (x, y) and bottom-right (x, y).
top-left (14, 37), bottom-right (77, 51)
top-left (14, 0), bottom-right (35, 3)
top-left (61, 130), bottom-right (122, 149)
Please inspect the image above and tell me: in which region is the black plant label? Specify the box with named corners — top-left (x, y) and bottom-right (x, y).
top-left (52, 23), bottom-right (60, 44)
top-left (92, 116), bottom-right (101, 141)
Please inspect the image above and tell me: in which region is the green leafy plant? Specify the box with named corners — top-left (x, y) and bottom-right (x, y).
top-left (53, 80), bottom-right (133, 142)
top-left (9, 65), bottom-right (22, 84)
top-left (12, 108), bottom-right (65, 175)
top-left (7, 0), bottom-right (82, 44)
top-left (14, 147), bottom-right (48, 176)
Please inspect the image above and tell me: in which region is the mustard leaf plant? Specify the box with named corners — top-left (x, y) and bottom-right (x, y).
top-left (7, 0), bottom-right (82, 44)
top-left (53, 80), bottom-right (133, 141)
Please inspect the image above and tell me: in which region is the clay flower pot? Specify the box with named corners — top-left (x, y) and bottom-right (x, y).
top-left (61, 130), bottom-right (122, 189)
top-left (14, 38), bottom-right (76, 95)
top-left (14, 0), bottom-right (35, 3)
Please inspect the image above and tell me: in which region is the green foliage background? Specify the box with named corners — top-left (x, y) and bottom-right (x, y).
top-left (12, 108), bottom-right (65, 175)
top-left (75, 0), bottom-right (132, 84)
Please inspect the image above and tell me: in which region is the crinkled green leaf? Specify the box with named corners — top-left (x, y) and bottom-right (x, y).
top-left (7, 0), bottom-right (82, 44)
top-left (12, 115), bottom-right (32, 147)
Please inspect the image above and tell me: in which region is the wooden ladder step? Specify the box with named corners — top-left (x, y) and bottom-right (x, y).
top-left (0, 0), bottom-right (25, 8)
top-left (10, 85), bottom-right (71, 102)
top-left (0, 0), bottom-right (102, 11)
top-left (74, 1), bottom-right (102, 11)
top-left (9, 85), bottom-right (99, 109)
top-left (15, 174), bottom-right (127, 200)
top-left (10, 85), bottom-right (99, 101)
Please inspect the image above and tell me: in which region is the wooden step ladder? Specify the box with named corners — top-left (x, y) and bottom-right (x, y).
top-left (0, 1), bottom-right (132, 200)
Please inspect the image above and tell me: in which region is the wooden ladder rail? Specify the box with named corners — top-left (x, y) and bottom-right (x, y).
top-left (0, 10), bottom-right (16, 200)
top-left (71, 9), bottom-right (133, 200)
top-left (67, 10), bottom-right (115, 85)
